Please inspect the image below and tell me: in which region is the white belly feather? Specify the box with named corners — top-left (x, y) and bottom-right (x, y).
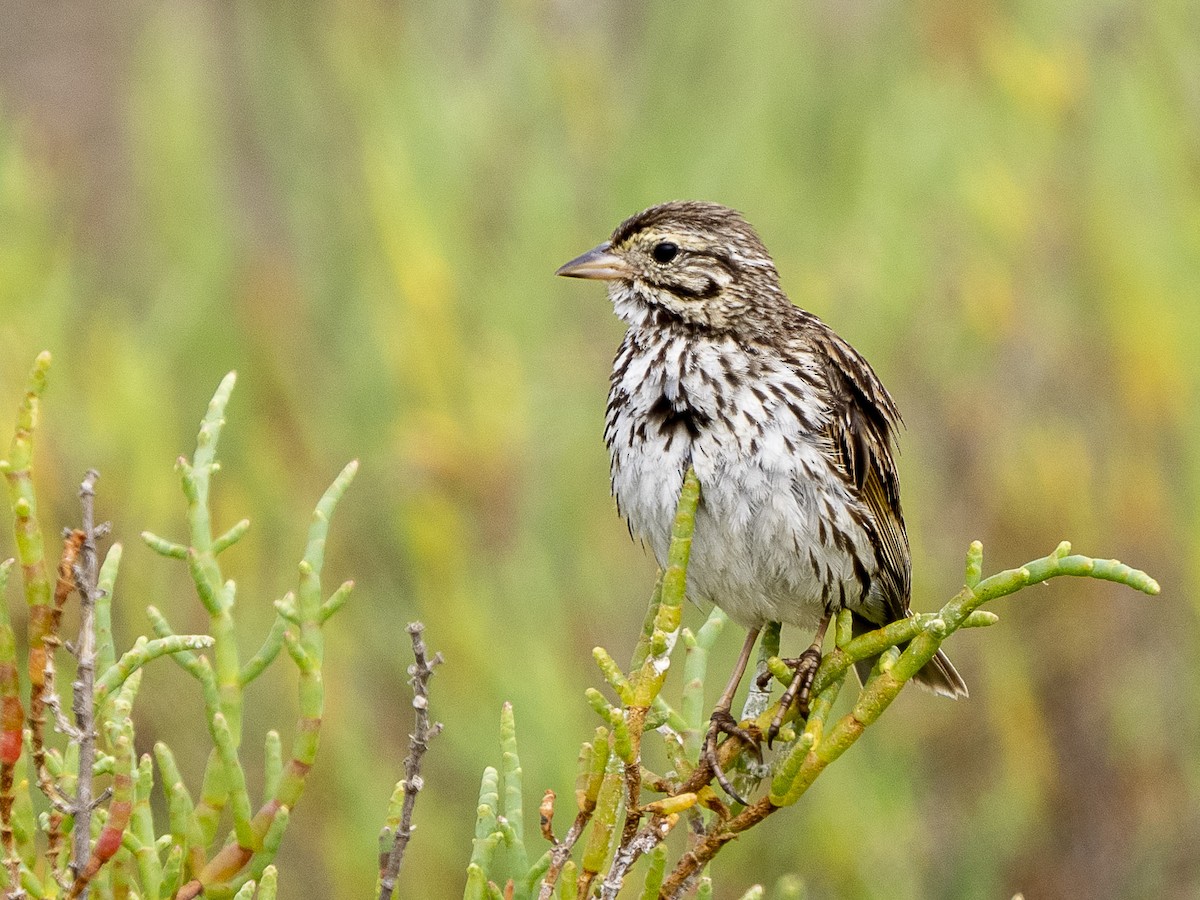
top-left (606, 332), bottom-right (884, 630)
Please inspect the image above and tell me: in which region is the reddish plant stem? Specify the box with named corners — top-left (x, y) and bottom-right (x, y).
top-left (29, 532), bottom-right (85, 814)
top-left (68, 757), bottom-right (132, 898)
top-left (659, 797), bottom-right (779, 897)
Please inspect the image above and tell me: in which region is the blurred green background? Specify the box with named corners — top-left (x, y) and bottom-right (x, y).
top-left (1, 0), bottom-right (1197, 897)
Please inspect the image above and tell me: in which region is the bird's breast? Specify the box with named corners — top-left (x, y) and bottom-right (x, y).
top-left (606, 331), bottom-right (827, 530)
top-left (604, 330), bottom-right (879, 628)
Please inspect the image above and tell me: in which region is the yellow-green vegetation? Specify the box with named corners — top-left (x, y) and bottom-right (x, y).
top-left (466, 469), bottom-right (1158, 898)
top-left (0, 355), bottom-right (352, 897)
top-left (0, 2), bottom-right (1196, 896)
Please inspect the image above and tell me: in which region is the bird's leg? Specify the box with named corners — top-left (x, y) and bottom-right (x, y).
top-left (766, 611), bottom-right (832, 746)
top-left (703, 626), bottom-right (761, 805)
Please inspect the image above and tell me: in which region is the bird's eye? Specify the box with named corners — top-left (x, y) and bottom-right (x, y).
top-left (651, 242), bottom-right (679, 264)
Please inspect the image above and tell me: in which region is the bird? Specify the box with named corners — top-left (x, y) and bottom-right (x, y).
top-left (557, 200), bottom-right (967, 799)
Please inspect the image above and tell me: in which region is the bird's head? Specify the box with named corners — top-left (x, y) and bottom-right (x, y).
top-left (556, 201), bottom-right (786, 330)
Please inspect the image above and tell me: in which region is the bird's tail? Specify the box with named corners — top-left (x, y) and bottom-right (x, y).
top-left (850, 612), bottom-right (968, 699)
top-left (910, 647), bottom-right (969, 699)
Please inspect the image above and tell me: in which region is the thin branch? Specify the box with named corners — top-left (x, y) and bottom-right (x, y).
top-left (44, 811), bottom-right (65, 892)
top-left (661, 796), bottom-right (776, 898)
top-left (30, 532), bottom-right (82, 816)
top-left (599, 814), bottom-right (678, 899)
top-left (69, 470), bottom-right (102, 897)
top-left (538, 735), bottom-right (611, 900)
top-left (68, 728), bottom-right (132, 899)
top-left (377, 622), bottom-right (443, 900)
top-left (537, 808), bottom-right (593, 900)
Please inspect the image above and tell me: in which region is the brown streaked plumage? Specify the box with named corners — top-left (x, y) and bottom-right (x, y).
top-left (558, 201), bottom-right (966, 799)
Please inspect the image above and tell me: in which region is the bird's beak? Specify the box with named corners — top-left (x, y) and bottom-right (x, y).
top-left (556, 242), bottom-right (630, 281)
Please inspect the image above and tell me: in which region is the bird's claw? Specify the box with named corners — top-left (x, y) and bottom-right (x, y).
top-left (766, 646), bottom-right (823, 746)
top-left (703, 709), bottom-right (761, 806)
top-left (754, 666), bottom-right (775, 692)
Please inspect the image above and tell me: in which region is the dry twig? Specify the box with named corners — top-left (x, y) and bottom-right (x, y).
top-left (377, 622), bottom-right (443, 900)
top-left (67, 470), bottom-right (105, 899)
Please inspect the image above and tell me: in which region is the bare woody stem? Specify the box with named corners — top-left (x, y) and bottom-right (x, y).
top-left (69, 722), bottom-right (134, 899)
top-left (537, 726), bottom-right (609, 899)
top-left (69, 470), bottom-right (102, 898)
top-left (659, 797), bottom-right (776, 898)
top-left (377, 622), bottom-right (444, 900)
top-left (600, 813), bottom-right (681, 900)
top-left (30, 532), bottom-right (85, 816)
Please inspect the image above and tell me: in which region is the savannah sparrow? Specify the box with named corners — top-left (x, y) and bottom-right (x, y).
top-left (558, 201), bottom-right (966, 795)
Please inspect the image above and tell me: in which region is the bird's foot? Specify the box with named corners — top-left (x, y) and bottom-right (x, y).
top-left (765, 646), bottom-right (823, 746)
top-left (703, 708), bottom-right (761, 806)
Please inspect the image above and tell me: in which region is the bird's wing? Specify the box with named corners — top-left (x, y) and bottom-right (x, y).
top-left (816, 330), bottom-right (911, 610)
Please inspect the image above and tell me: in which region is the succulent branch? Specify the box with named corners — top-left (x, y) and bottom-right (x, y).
top-left (146, 382), bottom-right (357, 897)
top-left (461, 466), bottom-right (1160, 898)
top-left (0, 559), bottom-right (21, 897)
top-left (0, 355), bottom-right (356, 898)
top-left (0, 352), bottom-right (52, 612)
